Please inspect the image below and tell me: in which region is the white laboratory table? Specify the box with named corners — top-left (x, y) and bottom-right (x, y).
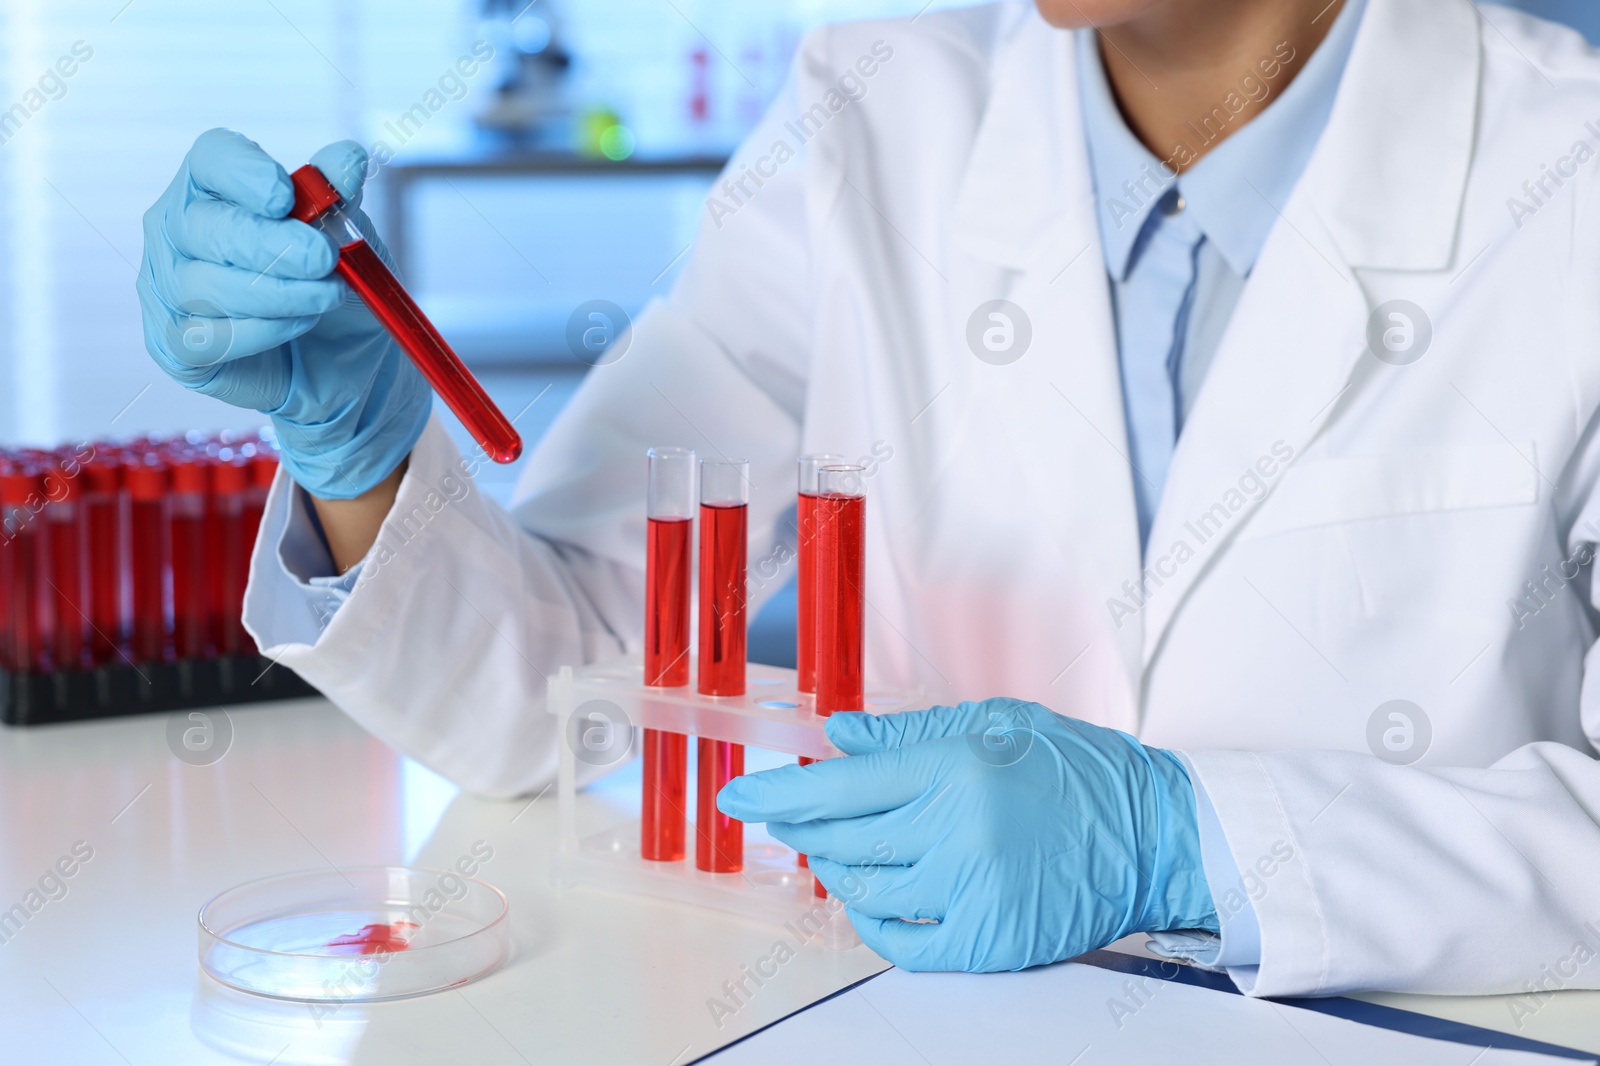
top-left (3, 698), bottom-right (1599, 1065)
top-left (0, 699), bottom-right (887, 1065)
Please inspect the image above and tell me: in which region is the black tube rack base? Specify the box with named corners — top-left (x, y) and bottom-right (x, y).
top-left (1, 656), bottom-right (320, 726)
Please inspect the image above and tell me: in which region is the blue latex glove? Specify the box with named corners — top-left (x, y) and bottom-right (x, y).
top-left (138, 128), bottom-right (430, 499)
top-left (718, 699), bottom-right (1219, 971)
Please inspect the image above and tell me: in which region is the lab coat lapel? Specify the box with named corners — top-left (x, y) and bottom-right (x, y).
top-left (948, 15), bottom-right (1146, 710)
top-left (1138, 0), bottom-right (1480, 668)
top-left (1137, 206), bottom-right (1367, 664)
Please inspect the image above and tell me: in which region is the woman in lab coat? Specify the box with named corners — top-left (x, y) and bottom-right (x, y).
top-left (139, 0), bottom-right (1600, 998)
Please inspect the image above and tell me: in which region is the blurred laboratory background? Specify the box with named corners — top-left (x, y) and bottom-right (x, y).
top-left (0, 0), bottom-right (996, 494)
top-left (0, 0), bottom-right (1594, 458)
top-left (0, 0), bottom-right (1593, 660)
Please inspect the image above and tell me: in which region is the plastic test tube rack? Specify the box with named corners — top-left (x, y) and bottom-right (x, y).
top-left (546, 653), bottom-right (923, 945)
top-left (0, 430), bottom-right (318, 727)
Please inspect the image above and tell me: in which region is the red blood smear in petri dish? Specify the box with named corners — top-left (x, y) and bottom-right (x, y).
top-left (696, 736), bottom-right (745, 873)
top-left (796, 492), bottom-right (821, 694)
top-left (334, 240), bottom-right (521, 465)
top-left (815, 493), bottom-right (865, 717)
top-left (696, 502), bottom-right (747, 873)
top-left (642, 515), bottom-right (692, 862)
top-left (325, 920), bottom-right (418, 955)
top-left (83, 455), bottom-right (124, 665)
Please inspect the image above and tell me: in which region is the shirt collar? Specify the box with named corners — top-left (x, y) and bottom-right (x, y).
top-left (1077, 0), bottom-right (1367, 280)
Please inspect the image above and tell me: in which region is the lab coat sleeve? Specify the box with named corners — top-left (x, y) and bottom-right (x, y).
top-left (242, 416), bottom-right (640, 797)
top-left (1146, 764), bottom-right (1263, 970)
top-left (241, 40), bottom-right (829, 798)
top-left (1179, 743), bottom-right (1600, 997)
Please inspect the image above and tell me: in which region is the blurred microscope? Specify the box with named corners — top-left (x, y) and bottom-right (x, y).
top-left (474, 0), bottom-right (578, 150)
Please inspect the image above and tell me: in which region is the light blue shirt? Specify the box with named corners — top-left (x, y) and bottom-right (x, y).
top-left (1076, 0), bottom-right (1366, 550)
top-left (1078, 0), bottom-right (1367, 969)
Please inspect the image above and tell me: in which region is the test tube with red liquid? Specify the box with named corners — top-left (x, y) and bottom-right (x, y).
top-left (0, 459), bottom-right (11, 671)
top-left (82, 451), bottom-right (124, 665)
top-left (812, 465), bottom-right (867, 897)
top-left (642, 446), bottom-right (694, 862)
top-left (1, 466), bottom-right (45, 672)
top-left (796, 454), bottom-right (844, 695)
top-left (237, 438), bottom-right (279, 656)
top-left (245, 435), bottom-right (279, 525)
top-left (168, 450), bottom-right (211, 660)
top-left (793, 454), bottom-right (844, 871)
top-left (198, 439), bottom-right (227, 652)
top-left (126, 454), bottom-right (169, 663)
top-left (815, 465), bottom-right (866, 716)
top-left (697, 457), bottom-right (748, 874)
top-left (211, 453), bottom-right (250, 656)
top-left (287, 165), bottom-right (522, 466)
top-left (45, 460), bottom-right (86, 670)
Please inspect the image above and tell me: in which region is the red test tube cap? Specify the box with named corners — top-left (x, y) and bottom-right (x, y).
top-left (211, 455), bottom-right (250, 495)
top-left (44, 464), bottom-right (81, 502)
top-left (249, 448), bottom-right (279, 489)
top-left (1, 467), bottom-right (41, 506)
top-left (125, 455), bottom-right (169, 501)
top-left (289, 165), bottom-right (341, 224)
top-left (82, 452), bottom-right (123, 494)
top-left (170, 455), bottom-right (209, 496)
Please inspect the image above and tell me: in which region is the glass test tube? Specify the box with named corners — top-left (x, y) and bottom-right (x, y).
top-left (82, 451), bottom-right (125, 665)
top-left (126, 454), bottom-right (169, 663)
top-left (1, 467), bottom-right (45, 672)
top-left (793, 454), bottom-right (843, 872)
top-left (815, 465), bottom-right (867, 718)
top-left (0, 460), bottom-right (10, 671)
top-left (169, 452), bottom-right (210, 660)
top-left (642, 447), bottom-right (695, 863)
top-left (199, 444), bottom-right (225, 655)
top-left (796, 454), bottom-right (844, 695)
top-left (45, 462), bottom-right (86, 670)
top-left (813, 465), bottom-right (867, 897)
top-left (238, 440), bottom-right (279, 656)
top-left (697, 458), bottom-right (748, 874)
top-left (211, 454), bottom-right (250, 657)
top-left (288, 165), bottom-right (522, 465)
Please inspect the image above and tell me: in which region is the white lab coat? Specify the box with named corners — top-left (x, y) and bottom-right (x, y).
top-left (247, 0), bottom-right (1600, 999)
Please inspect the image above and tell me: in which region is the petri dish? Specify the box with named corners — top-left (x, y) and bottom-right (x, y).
top-left (199, 866), bottom-right (509, 1002)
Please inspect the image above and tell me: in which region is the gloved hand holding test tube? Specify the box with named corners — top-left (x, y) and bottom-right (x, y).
top-left (137, 132), bottom-right (511, 500)
top-left (286, 163), bottom-right (521, 465)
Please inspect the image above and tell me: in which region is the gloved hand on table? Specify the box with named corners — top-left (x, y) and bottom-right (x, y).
top-left (137, 128), bottom-right (429, 499)
top-left (717, 698), bottom-right (1219, 972)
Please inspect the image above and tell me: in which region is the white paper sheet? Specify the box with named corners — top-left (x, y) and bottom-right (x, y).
top-left (703, 960), bottom-right (1592, 1065)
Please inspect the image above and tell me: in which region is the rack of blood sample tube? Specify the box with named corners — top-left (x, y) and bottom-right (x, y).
top-left (0, 430), bottom-right (317, 726)
top-left (548, 452), bottom-right (917, 942)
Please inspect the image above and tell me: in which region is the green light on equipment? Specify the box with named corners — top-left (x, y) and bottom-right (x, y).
top-left (599, 124), bottom-right (636, 161)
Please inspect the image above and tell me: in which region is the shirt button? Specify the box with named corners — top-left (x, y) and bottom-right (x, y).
top-left (1163, 192), bottom-right (1186, 216)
